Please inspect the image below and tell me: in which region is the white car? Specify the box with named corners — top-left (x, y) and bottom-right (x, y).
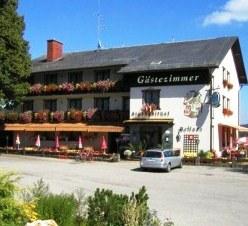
top-left (140, 149), bottom-right (182, 172)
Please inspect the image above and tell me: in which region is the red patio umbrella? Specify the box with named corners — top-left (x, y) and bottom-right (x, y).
top-left (101, 135), bottom-right (107, 153)
top-left (55, 134), bottom-right (60, 150)
top-left (236, 137), bottom-right (248, 146)
top-left (35, 134), bottom-right (41, 148)
top-left (16, 133), bottom-right (20, 150)
top-left (78, 135), bottom-right (83, 149)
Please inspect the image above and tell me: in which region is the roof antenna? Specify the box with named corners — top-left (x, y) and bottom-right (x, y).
top-left (97, 0), bottom-right (103, 49)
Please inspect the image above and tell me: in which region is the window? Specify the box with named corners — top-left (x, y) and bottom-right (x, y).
top-left (122, 97), bottom-right (129, 111)
top-left (142, 89), bottom-right (160, 107)
top-left (222, 67), bottom-right (226, 81)
top-left (95, 70), bottom-right (110, 81)
top-left (22, 100), bottom-right (33, 112)
top-left (143, 151), bottom-right (162, 158)
top-left (44, 99), bottom-right (57, 111)
top-left (223, 96), bottom-right (230, 110)
top-left (94, 97), bottom-right (109, 111)
top-left (68, 71), bottom-right (83, 83)
top-left (68, 98), bottom-right (82, 110)
top-left (44, 73), bottom-right (57, 84)
top-left (223, 67), bottom-right (230, 88)
top-left (227, 98), bottom-right (230, 109)
top-left (223, 96), bottom-right (226, 109)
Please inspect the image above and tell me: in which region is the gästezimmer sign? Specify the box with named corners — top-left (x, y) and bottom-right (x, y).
top-left (124, 69), bottom-right (210, 87)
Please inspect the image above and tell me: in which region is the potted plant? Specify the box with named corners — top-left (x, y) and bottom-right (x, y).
top-left (87, 108), bottom-right (97, 120)
top-left (19, 111), bottom-right (32, 123)
top-left (123, 149), bottom-right (132, 159)
top-left (34, 111), bottom-right (49, 122)
top-left (59, 82), bottom-right (74, 93)
top-left (53, 111), bottom-right (65, 122)
top-left (30, 83), bottom-right (43, 95)
top-left (45, 83), bottom-right (58, 93)
top-left (6, 112), bottom-right (18, 122)
top-left (70, 109), bottom-right (83, 122)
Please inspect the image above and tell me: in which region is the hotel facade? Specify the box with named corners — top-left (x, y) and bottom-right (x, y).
top-left (1, 37), bottom-right (247, 156)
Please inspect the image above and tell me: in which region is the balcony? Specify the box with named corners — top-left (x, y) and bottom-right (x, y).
top-left (0, 110), bottom-right (129, 124)
top-left (28, 79), bottom-right (129, 96)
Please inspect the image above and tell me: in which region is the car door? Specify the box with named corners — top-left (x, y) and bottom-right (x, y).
top-left (165, 150), bottom-right (174, 167)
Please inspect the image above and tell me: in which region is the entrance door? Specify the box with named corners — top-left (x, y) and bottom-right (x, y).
top-left (140, 126), bottom-right (162, 149)
top-left (108, 133), bottom-right (119, 153)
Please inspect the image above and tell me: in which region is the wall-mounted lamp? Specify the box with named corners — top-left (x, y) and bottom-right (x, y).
top-left (176, 127), bottom-right (183, 142)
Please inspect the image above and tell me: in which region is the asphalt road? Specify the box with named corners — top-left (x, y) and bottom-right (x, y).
top-left (0, 154), bottom-right (247, 226)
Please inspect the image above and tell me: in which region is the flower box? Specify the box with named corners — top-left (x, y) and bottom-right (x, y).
top-left (223, 79), bottom-right (228, 87)
top-left (227, 83), bottom-right (233, 89)
top-left (141, 103), bottom-right (159, 114)
top-left (34, 111), bottom-right (49, 122)
top-left (223, 108), bottom-right (229, 115)
top-left (6, 112), bottom-right (19, 122)
top-left (51, 111), bottom-right (65, 122)
top-left (19, 111), bottom-right (32, 123)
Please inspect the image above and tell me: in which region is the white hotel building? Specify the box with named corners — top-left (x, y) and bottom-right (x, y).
top-left (2, 36), bottom-right (247, 156)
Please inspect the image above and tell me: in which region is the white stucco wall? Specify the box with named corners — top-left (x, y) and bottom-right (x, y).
top-left (211, 49), bottom-right (240, 151)
top-left (129, 49), bottom-right (241, 153)
top-left (130, 84), bottom-right (211, 151)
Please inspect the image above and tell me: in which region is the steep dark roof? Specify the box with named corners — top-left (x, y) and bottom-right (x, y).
top-left (32, 36), bottom-right (247, 84)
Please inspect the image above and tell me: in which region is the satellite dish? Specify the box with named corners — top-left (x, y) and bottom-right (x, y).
top-left (211, 92), bottom-right (220, 108)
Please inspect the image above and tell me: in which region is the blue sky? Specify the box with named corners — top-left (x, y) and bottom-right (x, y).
top-left (18, 0), bottom-right (248, 124)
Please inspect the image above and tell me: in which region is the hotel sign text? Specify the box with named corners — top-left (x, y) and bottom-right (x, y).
top-left (131, 111), bottom-right (170, 119)
top-left (124, 69), bottom-right (210, 87)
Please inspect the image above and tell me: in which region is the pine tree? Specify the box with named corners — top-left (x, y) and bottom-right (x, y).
top-left (0, 0), bottom-right (31, 108)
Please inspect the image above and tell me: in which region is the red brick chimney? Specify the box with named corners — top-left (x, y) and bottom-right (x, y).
top-left (47, 39), bottom-right (63, 61)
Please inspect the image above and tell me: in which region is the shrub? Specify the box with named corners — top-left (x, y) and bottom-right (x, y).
top-left (87, 188), bottom-right (129, 226)
top-left (0, 170), bottom-right (26, 226)
top-left (87, 186), bottom-right (152, 226)
top-left (21, 178), bottom-right (49, 202)
top-left (36, 193), bottom-right (78, 226)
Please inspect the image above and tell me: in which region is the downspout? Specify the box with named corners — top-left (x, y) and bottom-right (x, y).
top-left (209, 73), bottom-right (213, 152)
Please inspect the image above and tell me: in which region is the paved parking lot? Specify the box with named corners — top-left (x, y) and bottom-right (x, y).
top-left (0, 154), bottom-right (248, 226)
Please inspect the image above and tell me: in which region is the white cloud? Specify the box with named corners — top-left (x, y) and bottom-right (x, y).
top-left (203, 0), bottom-right (248, 26)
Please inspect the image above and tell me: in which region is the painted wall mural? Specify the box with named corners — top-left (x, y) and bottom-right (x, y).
top-left (183, 90), bottom-right (202, 118)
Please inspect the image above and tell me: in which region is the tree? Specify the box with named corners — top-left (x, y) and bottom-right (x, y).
top-left (0, 0), bottom-right (31, 108)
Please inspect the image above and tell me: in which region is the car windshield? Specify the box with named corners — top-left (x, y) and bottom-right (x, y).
top-left (164, 151), bottom-right (172, 157)
top-left (143, 151), bottom-right (162, 158)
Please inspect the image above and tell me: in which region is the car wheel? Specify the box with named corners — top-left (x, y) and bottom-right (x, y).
top-left (179, 160), bottom-right (183, 168)
top-left (166, 163), bottom-right (171, 172)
